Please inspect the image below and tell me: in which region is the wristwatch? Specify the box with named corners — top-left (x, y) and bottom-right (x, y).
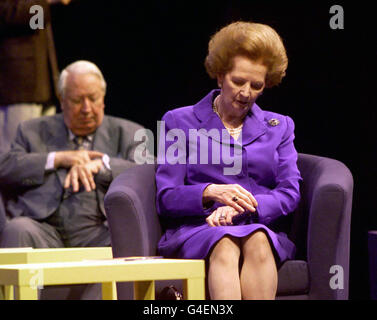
top-left (102, 154), bottom-right (111, 170)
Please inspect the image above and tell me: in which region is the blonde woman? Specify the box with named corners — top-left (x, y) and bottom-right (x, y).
top-left (156, 22), bottom-right (302, 300)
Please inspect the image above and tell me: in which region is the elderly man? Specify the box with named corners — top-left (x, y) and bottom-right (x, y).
top-left (0, 60), bottom-right (147, 249)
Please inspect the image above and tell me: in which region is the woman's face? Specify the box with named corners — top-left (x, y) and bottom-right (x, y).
top-left (217, 55), bottom-right (267, 118)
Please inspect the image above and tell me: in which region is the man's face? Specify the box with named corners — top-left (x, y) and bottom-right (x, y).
top-left (60, 72), bottom-right (105, 136)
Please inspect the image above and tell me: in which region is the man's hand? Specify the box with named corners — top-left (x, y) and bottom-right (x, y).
top-left (54, 150), bottom-right (104, 169)
top-left (64, 159), bottom-right (103, 192)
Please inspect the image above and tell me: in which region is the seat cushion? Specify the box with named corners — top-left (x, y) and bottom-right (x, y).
top-left (277, 260), bottom-right (309, 296)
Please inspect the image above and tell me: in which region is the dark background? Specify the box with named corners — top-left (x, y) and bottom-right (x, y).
top-left (51, 0), bottom-right (376, 299)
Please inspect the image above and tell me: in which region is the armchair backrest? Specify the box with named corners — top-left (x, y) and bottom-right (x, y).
top-left (289, 153), bottom-right (353, 268)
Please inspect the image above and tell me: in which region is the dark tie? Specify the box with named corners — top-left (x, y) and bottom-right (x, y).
top-left (74, 136), bottom-right (85, 150)
top-left (64, 136), bottom-right (87, 198)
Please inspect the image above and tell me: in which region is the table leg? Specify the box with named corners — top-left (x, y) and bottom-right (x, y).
top-left (14, 286), bottom-right (38, 300)
top-left (102, 281), bottom-right (117, 300)
top-left (134, 281), bottom-right (155, 300)
top-left (3, 285), bottom-right (14, 300)
top-left (183, 277), bottom-right (205, 300)
top-left (0, 285), bottom-right (4, 300)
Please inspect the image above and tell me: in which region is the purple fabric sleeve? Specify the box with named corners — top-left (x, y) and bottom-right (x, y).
top-left (254, 116), bottom-right (301, 225)
top-left (156, 111), bottom-right (212, 217)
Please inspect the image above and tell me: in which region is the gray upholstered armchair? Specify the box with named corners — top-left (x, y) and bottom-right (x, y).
top-left (0, 191), bottom-right (7, 239)
top-left (104, 153), bottom-right (353, 300)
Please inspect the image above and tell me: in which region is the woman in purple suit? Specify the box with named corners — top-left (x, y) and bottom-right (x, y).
top-left (156, 21), bottom-right (302, 300)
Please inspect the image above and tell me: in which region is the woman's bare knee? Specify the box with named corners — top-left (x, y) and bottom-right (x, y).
top-left (242, 231), bottom-right (274, 264)
top-left (210, 236), bottom-right (241, 266)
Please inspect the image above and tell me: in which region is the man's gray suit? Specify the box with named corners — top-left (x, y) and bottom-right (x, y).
top-left (0, 113), bottom-right (145, 243)
top-left (0, 112), bottom-right (146, 298)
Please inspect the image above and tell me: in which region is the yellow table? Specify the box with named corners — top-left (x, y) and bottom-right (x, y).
top-left (0, 247), bottom-right (113, 265)
top-left (0, 258), bottom-right (205, 300)
top-left (0, 247), bottom-right (113, 299)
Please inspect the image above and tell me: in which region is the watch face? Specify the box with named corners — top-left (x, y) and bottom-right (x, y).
top-left (102, 154), bottom-right (111, 170)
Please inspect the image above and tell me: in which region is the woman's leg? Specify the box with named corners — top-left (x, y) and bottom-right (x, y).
top-left (208, 236), bottom-right (242, 299)
top-left (240, 230), bottom-right (278, 300)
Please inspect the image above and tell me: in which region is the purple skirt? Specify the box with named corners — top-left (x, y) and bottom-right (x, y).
top-left (158, 215), bottom-right (296, 264)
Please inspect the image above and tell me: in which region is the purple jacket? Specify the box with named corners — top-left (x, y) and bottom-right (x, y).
top-left (156, 90), bottom-right (302, 226)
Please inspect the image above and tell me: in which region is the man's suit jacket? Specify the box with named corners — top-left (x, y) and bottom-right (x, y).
top-left (0, 0), bottom-right (59, 105)
top-left (0, 113), bottom-right (146, 222)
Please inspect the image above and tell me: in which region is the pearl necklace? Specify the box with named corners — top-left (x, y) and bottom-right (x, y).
top-left (212, 96), bottom-right (243, 135)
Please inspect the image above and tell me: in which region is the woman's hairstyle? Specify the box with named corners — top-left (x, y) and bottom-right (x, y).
top-left (204, 21), bottom-right (288, 88)
top-left (58, 60), bottom-right (107, 98)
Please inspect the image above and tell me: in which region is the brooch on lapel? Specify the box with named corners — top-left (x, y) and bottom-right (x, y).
top-left (268, 118), bottom-right (280, 126)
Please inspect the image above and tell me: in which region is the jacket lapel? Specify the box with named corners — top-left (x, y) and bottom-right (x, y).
top-left (92, 116), bottom-right (117, 156)
top-left (45, 114), bottom-right (70, 152)
top-left (241, 104), bottom-right (267, 146)
top-left (194, 90), bottom-right (232, 145)
top-left (193, 90), bottom-right (267, 146)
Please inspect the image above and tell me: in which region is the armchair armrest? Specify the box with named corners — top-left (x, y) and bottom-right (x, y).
top-left (0, 191), bottom-right (6, 236)
top-left (298, 153), bottom-right (353, 299)
top-left (104, 164), bottom-right (160, 258)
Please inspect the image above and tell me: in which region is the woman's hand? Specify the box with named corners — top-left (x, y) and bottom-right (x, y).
top-left (206, 206), bottom-right (240, 227)
top-left (203, 184), bottom-right (257, 213)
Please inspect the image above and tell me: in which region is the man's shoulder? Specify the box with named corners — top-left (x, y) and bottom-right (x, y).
top-left (18, 114), bottom-right (63, 132)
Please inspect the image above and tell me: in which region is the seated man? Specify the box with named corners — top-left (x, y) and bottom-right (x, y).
top-left (0, 60), bottom-right (148, 249)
